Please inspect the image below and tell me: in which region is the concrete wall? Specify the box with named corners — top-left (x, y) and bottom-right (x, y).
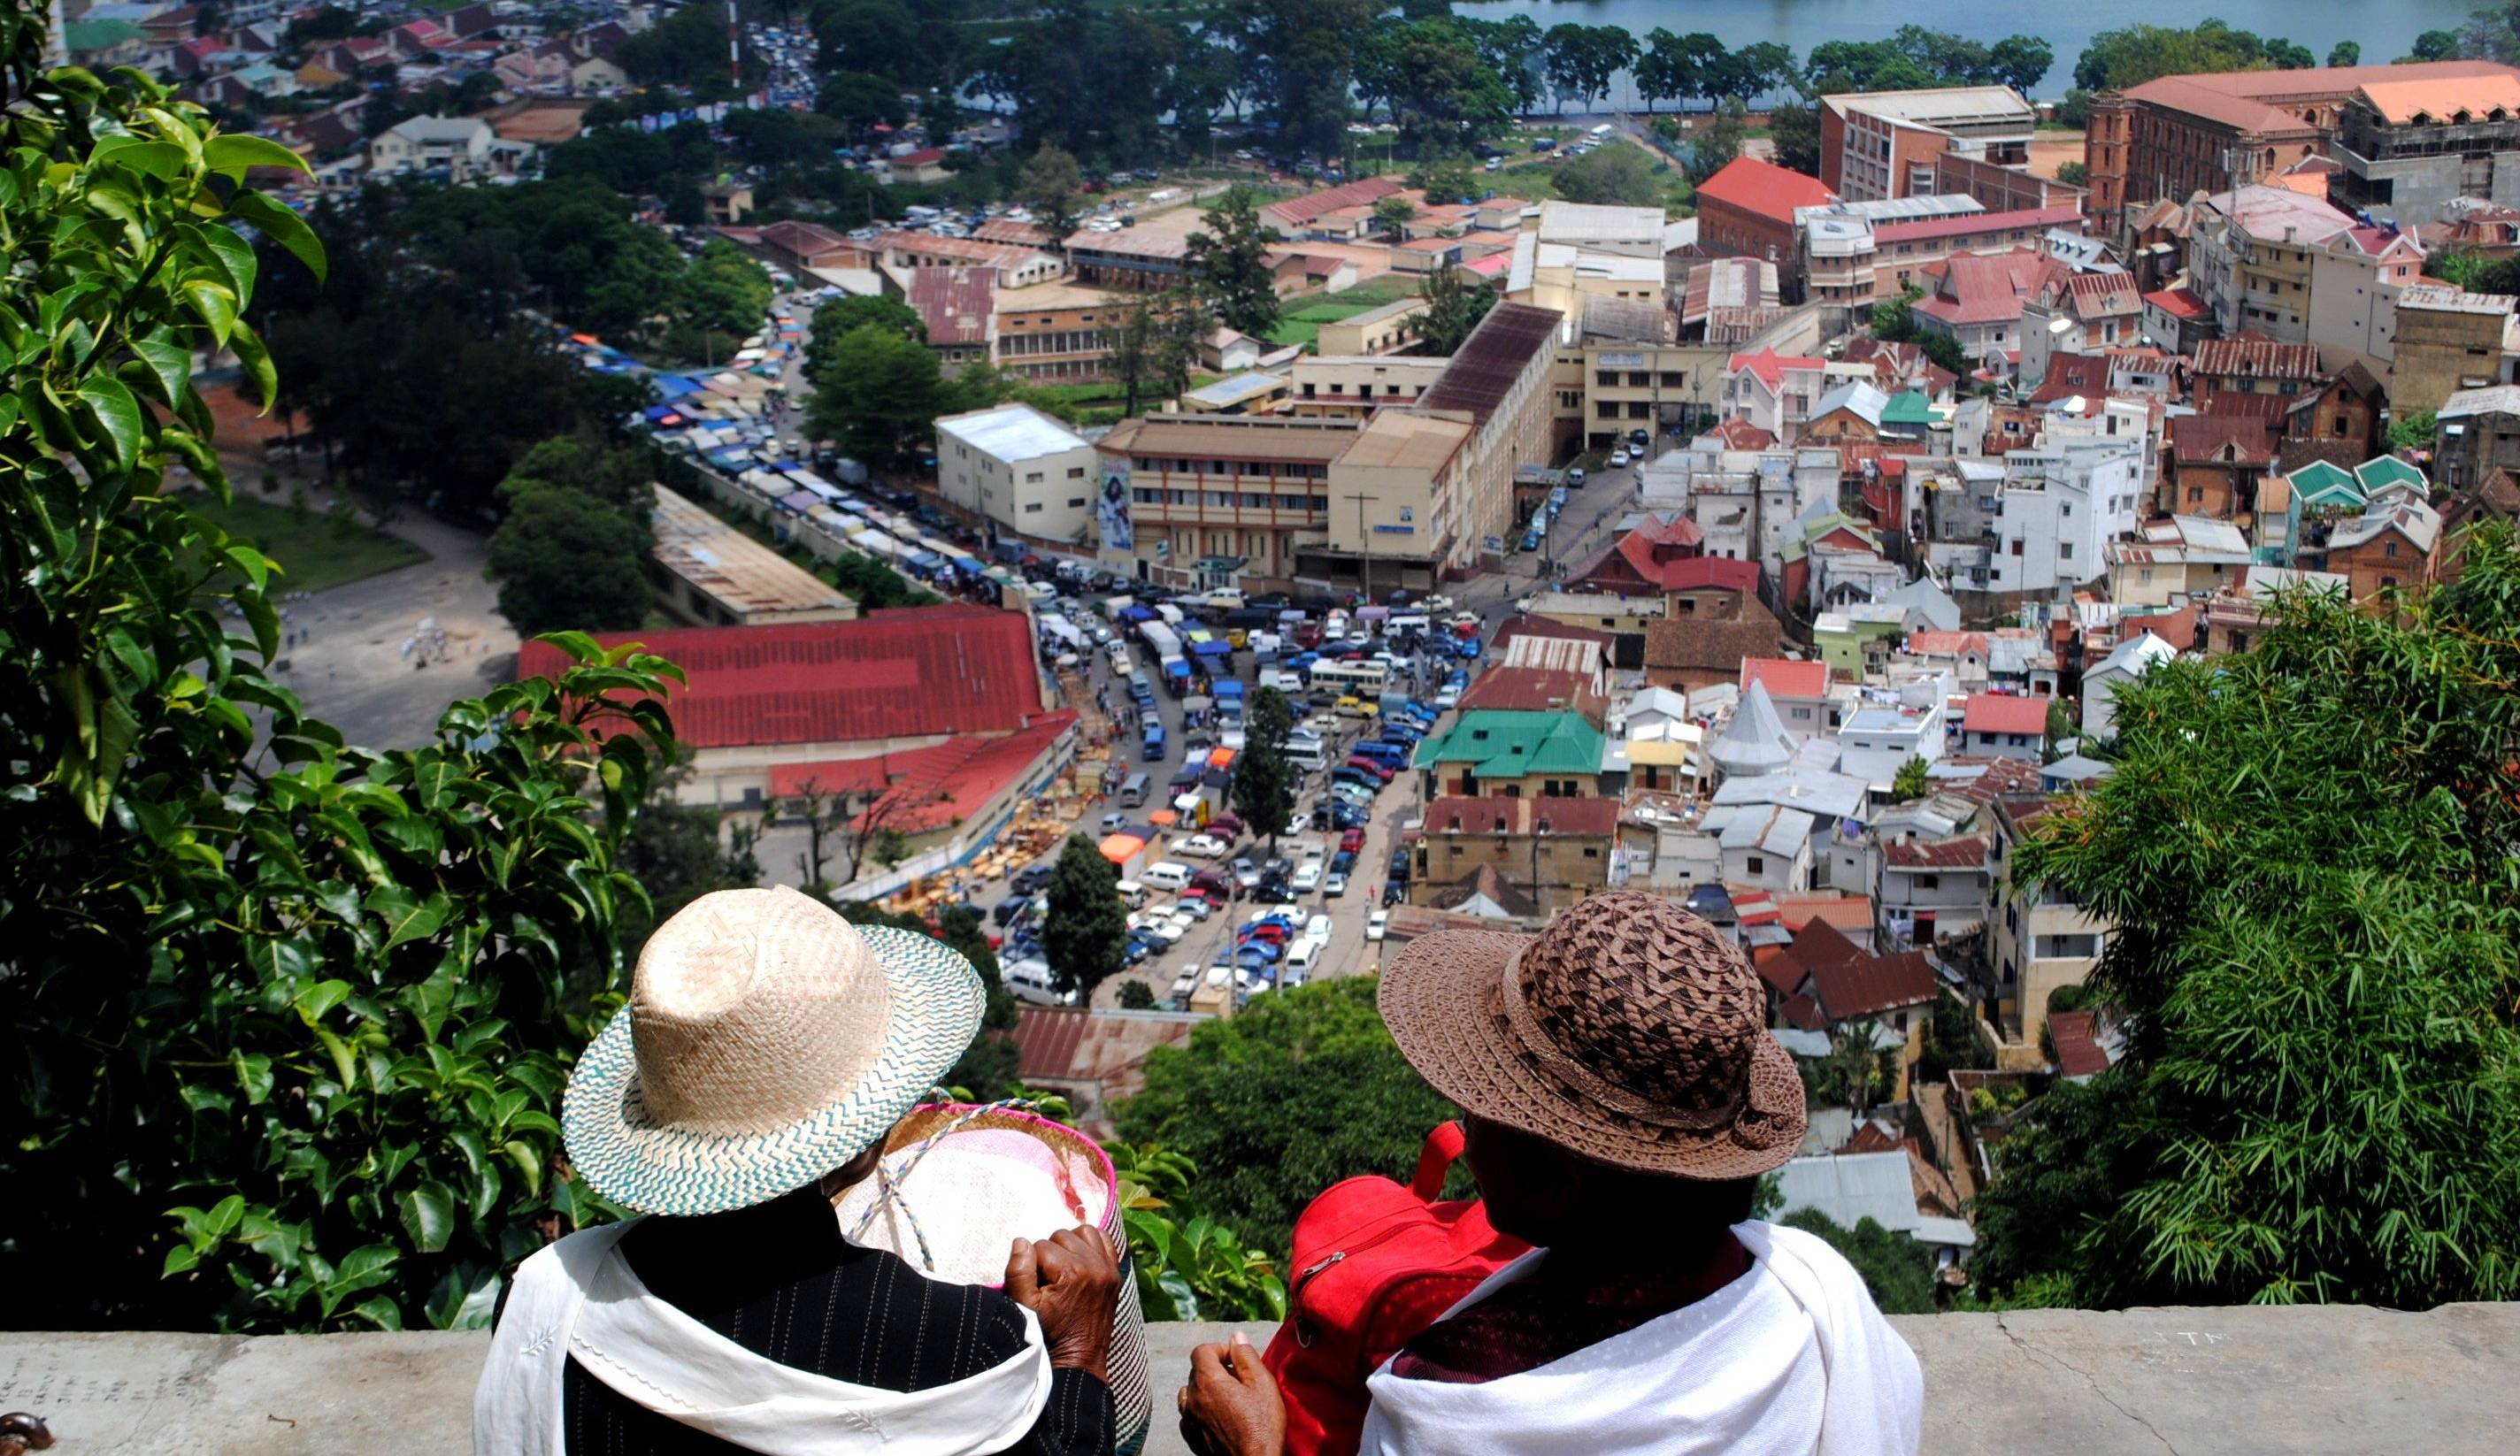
top-left (16, 1305), bottom-right (2515, 1454)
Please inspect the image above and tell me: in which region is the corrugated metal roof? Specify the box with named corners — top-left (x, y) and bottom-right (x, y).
top-left (1416, 303), bottom-right (1563, 425)
top-left (938, 402), bottom-right (1089, 463)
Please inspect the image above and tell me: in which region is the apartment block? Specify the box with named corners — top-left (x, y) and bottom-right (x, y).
top-left (2332, 71), bottom-right (2520, 226)
top-left (1093, 414), bottom-right (1354, 594)
top-left (1820, 86), bottom-right (2036, 203)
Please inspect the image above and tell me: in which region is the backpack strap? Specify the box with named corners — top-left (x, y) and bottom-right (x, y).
top-left (1409, 1122), bottom-right (1466, 1202)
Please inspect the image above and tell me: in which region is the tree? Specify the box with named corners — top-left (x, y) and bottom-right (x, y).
top-left (1891, 755), bottom-right (1932, 803)
top-left (1685, 99), bottom-right (1748, 188)
top-left (487, 482), bottom-right (654, 637)
top-left (1231, 0), bottom-right (1379, 162)
top-left (806, 325), bottom-right (944, 467)
top-left (1912, 991), bottom-right (1995, 1085)
top-left (2042, 697), bottom-right (2075, 762)
top-left (1367, 18), bottom-right (1516, 154)
top-left (1371, 194), bottom-right (1419, 234)
top-left (1117, 980), bottom-right (1159, 1010)
top-left (1780, 1211), bottom-right (1940, 1314)
top-left (1184, 187), bottom-right (1280, 339)
top-left (1116, 977), bottom-right (1463, 1253)
top-left (0, 17), bottom-right (688, 1330)
top-left (2408, 29), bottom-right (2465, 63)
top-left (1232, 687), bottom-right (1301, 850)
top-left (811, 294), bottom-right (926, 351)
top-left (1418, 265), bottom-right (1499, 356)
top-left (2074, 21), bottom-right (2309, 93)
top-left (1635, 28), bottom-right (1723, 112)
top-left (2326, 40), bottom-right (2362, 67)
top-left (1105, 297), bottom-right (1163, 418)
top-left (1043, 835), bottom-right (1129, 996)
top-left (1556, 143), bottom-right (1663, 207)
top-left (1018, 143), bottom-right (1087, 237)
top-left (1981, 531), bottom-right (2520, 1308)
top-left (1987, 35), bottom-right (2055, 96)
top-left (2055, 160), bottom-right (2089, 186)
top-left (1767, 101), bottom-right (1823, 177)
top-left (1540, 23), bottom-right (1636, 114)
top-left (2386, 410), bottom-right (2439, 453)
top-left (817, 72), bottom-right (908, 136)
top-left (675, 239), bottom-right (774, 341)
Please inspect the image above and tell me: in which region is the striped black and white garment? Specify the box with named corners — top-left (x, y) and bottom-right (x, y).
top-left (510, 1184), bottom-right (1116, 1455)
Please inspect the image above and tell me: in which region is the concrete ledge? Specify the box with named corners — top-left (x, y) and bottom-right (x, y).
top-left (4, 1304), bottom-right (2516, 1453)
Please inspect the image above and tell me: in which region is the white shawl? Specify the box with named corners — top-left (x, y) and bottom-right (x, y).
top-left (1356, 1220), bottom-right (1922, 1456)
top-left (472, 1220), bottom-right (1055, 1456)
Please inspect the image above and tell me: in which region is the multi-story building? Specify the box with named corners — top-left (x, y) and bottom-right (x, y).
top-left (2018, 272), bottom-right (2143, 388)
top-left (899, 266), bottom-right (995, 371)
top-left (2187, 337), bottom-right (2324, 410)
top-left (2082, 60), bottom-right (2520, 234)
top-left (1578, 341), bottom-right (1732, 452)
top-left (991, 283), bottom-right (1131, 384)
top-left (367, 116), bottom-right (519, 183)
top-left (1800, 201), bottom-right (2085, 318)
top-left (1285, 356), bottom-right (1449, 418)
top-left (1820, 86), bottom-right (2037, 203)
top-left (1987, 794), bottom-right (2109, 1054)
top-left (2391, 284), bottom-right (2520, 414)
top-left (2186, 186), bottom-right (2357, 342)
top-left (2436, 383), bottom-right (2520, 488)
top-left (934, 404), bottom-right (1099, 549)
top-left (1717, 348), bottom-right (1831, 444)
top-left (1092, 414), bottom-right (1355, 594)
top-left (1694, 157), bottom-right (1838, 264)
top-left (1986, 442), bottom-right (2146, 597)
top-left (1311, 303), bottom-right (1563, 587)
top-left (2305, 223), bottom-right (2427, 372)
top-left (1503, 205), bottom-right (1673, 324)
top-left (1409, 795), bottom-right (1622, 913)
top-left (1913, 248), bottom-right (2067, 372)
top-left (2332, 71), bottom-right (2520, 226)
top-left (2323, 494), bottom-right (2445, 598)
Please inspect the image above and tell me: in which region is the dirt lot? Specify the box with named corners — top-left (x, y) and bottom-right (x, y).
top-left (2028, 133), bottom-right (2086, 180)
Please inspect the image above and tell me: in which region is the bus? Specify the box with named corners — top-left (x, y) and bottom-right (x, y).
top-left (1310, 659), bottom-right (1392, 699)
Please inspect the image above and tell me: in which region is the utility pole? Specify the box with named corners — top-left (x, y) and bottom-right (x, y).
top-left (1344, 490), bottom-right (1374, 606)
top-left (726, 0), bottom-right (741, 92)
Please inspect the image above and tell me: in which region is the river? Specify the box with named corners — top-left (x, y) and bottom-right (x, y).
top-left (1453, 0), bottom-right (2486, 102)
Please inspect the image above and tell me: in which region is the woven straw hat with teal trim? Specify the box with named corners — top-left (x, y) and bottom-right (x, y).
top-left (564, 885), bottom-right (985, 1217)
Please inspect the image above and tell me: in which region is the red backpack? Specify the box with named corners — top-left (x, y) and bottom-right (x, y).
top-left (1261, 1123), bottom-right (1527, 1456)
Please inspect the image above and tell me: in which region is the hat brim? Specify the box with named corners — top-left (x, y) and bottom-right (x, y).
top-left (564, 925), bottom-right (986, 1216)
top-left (1379, 927), bottom-right (1807, 1180)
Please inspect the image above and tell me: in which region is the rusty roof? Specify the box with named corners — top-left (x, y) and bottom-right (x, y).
top-left (2192, 338), bottom-right (2322, 380)
top-left (1416, 303), bottom-right (1563, 425)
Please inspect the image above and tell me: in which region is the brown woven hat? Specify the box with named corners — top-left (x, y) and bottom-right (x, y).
top-left (1379, 892), bottom-right (1805, 1178)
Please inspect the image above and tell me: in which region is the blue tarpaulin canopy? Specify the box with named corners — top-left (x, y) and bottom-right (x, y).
top-left (649, 375), bottom-right (704, 400)
top-left (776, 490), bottom-right (819, 515)
top-left (1192, 640), bottom-right (1230, 657)
top-left (903, 550), bottom-right (947, 573)
top-left (642, 404), bottom-right (681, 422)
top-left (1117, 605), bottom-right (1156, 625)
top-left (944, 553), bottom-right (983, 575)
top-left (1214, 679), bottom-right (1246, 699)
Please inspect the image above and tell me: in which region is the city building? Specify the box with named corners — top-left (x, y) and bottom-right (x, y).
top-left (513, 606), bottom-right (1060, 815)
top-left (1092, 413), bottom-right (1354, 594)
top-left (1986, 793), bottom-right (2109, 1052)
top-left (2332, 70), bottom-right (2520, 226)
top-left (2437, 384), bottom-right (2520, 488)
top-left (366, 115), bottom-right (523, 183)
top-left (1285, 355), bottom-right (1448, 418)
top-left (1802, 202), bottom-right (2086, 317)
top-left (2187, 338), bottom-right (2324, 410)
top-left (1960, 694), bottom-right (2052, 761)
top-left (899, 266), bottom-right (995, 370)
top-left (1315, 297), bottom-right (1428, 356)
top-left (1409, 795), bottom-right (1623, 914)
top-left (2082, 60), bottom-right (2520, 234)
top-left (1412, 709), bottom-right (1610, 800)
top-left (2186, 186), bottom-right (2358, 342)
top-left (2018, 272), bottom-right (2143, 388)
top-left (1912, 248), bottom-right (2066, 371)
top-left (1311, 303), bottom-right (1563, 587)
top-left (2324, 494), bottom-right (2445, 597)
top-left (2391, 285), bottom-right (2520, 414)
top-left (649, 487), bottom-right (857, 629)
top-left (1820, 86), bottom-right (2037, 203)
top-left (992, 282), bottom-right (1131, 384)
top-left (933, 403), bottom-right (1099, 548)
top-left (1985, 443), bottom-right (2147, 597)
top-left (2305, 223), bottom-right (2427, 372)
top-left (1694, 157), bottom-right (1838, 264)
top-left (1717, 348), bottom-right (1832, 444)
top-left (2080, 629), bottom-right (2178, 740)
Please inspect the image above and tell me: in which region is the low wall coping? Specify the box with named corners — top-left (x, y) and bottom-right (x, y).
top-left (3, 1301), bottom-right (2515, 1453)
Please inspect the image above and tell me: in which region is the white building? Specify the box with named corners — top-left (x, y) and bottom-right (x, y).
top-left (366, 116), bottom-right (521, 184)
top-left (1986, 442), bottom-right (2145, 597)
top-left (2081, 630), bottom-right (2177, 742)
top-left (934, 403), bottom-right (1099, 548)
top-left (1702, 767), bottom-right (1871, 893)
top-left (2306, 224), bottom-right (2425, 373)
top-left (1640, 443), bottom-right (1839, 567)
top-left (1720, 349), bottom-right (1832, 444)
top-left (1834, 679), bottom-right (1949, 794)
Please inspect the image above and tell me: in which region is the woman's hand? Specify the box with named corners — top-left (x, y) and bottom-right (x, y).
top-left (1004, 1227), bottom-right (1121, 1383)
top-left (1178, 1330), bottom-right (1287, 1456)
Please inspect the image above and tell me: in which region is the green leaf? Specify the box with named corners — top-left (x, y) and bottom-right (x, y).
top-left (312, 1027), bottom-right (357, 1088)
top-left (77, 375), bottom-right (142, 470)
top-left (129, 329), bottom-right (192, 406)
top-left (204, 134), bottom-right (313, 179)
top-left (229, 322), bottom-right (278, 417)
top-left (295, 978), bottom-right (353, 1023)
top-left (162, 1245), bottom-right (200, 1278)
top-left (188, 221), bottom-right (259, 304)
top-left (349, 1296), bottom-right (405, 1331)
top-left (233, 1052), bottom-right (274, 1105)
top-left (365, 885), bottom-right (449, 951)
top-left (503, 1139), bottom-right (545, 1199)
top-left (396, 1182), bottom-right (455, 1254)
top-left (181, 278), bottom-right (237, 349)
top-left (226, 189), bottom-right (327, 283)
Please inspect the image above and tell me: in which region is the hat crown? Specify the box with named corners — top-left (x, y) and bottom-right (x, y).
top-left (1513, 893), bottom-right (1763, 1123)
top-left (629, 887), bottom-right (894, 1136)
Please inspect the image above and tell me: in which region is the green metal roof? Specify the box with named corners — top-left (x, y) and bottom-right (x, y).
top-left (2353, 455), bottom-right (2427, 495)
top-left (1778, 510), bottom-right (1880, 564)
top-left (1880, 391), bottom-right (1933, 427)
top-left (65, 19), bottom-right (143, 51)
top-left (2286, 459), bottom-right (2364, 510)
top-left (1412, 709), bottom-right (1605, 778)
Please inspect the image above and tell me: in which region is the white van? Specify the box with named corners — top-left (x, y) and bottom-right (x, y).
top-left (1287, 739), bottom-right (1328, 771)
top-left (1003, 958), bottom-right (1075, 1007)
top-left (1283, 937), bottom-right (1323, 985)
top-left (1141, 862), bottom-right (1193, 892)
top-left (1114, 878), bottom-right (1150, 908)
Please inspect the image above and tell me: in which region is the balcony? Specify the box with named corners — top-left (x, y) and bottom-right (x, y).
top-left (10, 1304), bottom-right (2513, 1453)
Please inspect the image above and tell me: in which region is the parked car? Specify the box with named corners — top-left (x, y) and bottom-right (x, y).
top-left (1291, 862), bottom-right (1324, 893)
top-left (1012, 864), bottom-right (1054, 896)
top-left (1609, 447), bottom-right (1631, 468)
top-left (994, 893), bottom-right (1033, 928)
top-left (1176, 833), bottom-right (1227, 859)
top-left (1340, 827), bottom-right (1368, 854)
top-left (1344, 756), bottom-right (1395, 782)
top-left (1229, 857), bottom-right (1262, 889)
top-left (1323, 871), bottom-right (1348, 898)
top-left (1331, 849), bottom-right (1357, 876)
top-left (1142, 861), bottom-right (1193, 891)
top-left (1003, 958), bottom-right (1074, 1007)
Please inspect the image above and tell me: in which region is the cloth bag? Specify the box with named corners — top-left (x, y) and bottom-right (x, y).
top-left (833, 1102), bottom-right (1153, 1455)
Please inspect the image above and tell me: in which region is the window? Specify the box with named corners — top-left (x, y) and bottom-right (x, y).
top-left (2037, 932), bottom-right (2101, 959)
top-left (1746, 854), bottom-right (1765, 876)
top-left (2008, 733), bottom-right (2028, 747)
top-left (1067, 467), bottom-right (1085, 479)
top-left (2385, 539), bottom-right (2400, 559)
top-left (2059, 543), bottom-right (2073, 561)
top-left (1024, 502), bottom-right (1043, 513)
top-left (1067, 497), bottom-right (1086, 509)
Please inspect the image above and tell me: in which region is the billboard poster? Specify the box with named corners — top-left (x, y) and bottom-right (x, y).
top-left (1096, 457), bottom-right (1134, 553)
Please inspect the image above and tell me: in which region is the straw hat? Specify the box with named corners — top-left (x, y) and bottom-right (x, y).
top-left (563, 886), bottom-right (984, 1216)
top-left (1379, 892), bottom-right (1805, 1178)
